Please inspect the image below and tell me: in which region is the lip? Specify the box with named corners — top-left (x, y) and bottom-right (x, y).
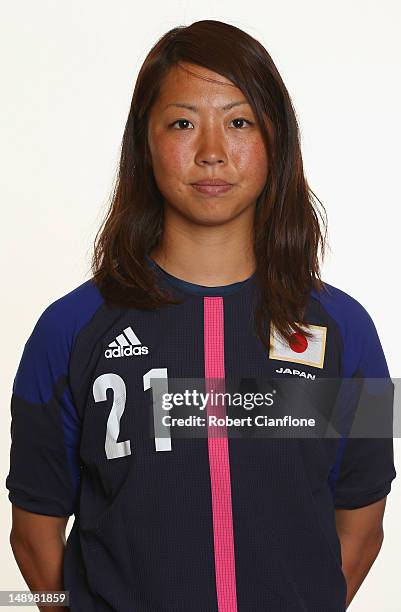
top-left (191, 184), bottom-right (233, 195)
top-left (192, 178), bottom-right (233, 186)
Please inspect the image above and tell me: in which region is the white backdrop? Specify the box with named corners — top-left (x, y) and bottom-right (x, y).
top-left (1, 1), bottom-right (400, 610)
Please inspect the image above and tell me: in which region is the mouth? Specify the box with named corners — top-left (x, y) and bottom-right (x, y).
top-left (191, 180), bottom-right (234, 196)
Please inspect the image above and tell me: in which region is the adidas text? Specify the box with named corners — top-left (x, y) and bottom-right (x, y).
top-left (105, 345), bottom-right (149, 359)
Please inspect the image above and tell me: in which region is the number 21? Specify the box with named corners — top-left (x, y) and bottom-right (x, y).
top-left (92, 369), bottom-right (171, 459)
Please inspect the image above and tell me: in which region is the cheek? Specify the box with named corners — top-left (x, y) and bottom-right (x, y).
top-left (151, 136), bottom-right (189, 180)
top-left (234, 139), bottom-right (268, 186)
top-left (149, 138), bottom-right (192, 203)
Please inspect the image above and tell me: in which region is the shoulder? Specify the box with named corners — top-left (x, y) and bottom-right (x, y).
top-left (13, 279), bottom-right (104, 402)
top-left (311, 280), bottom-right (389, 377)
top-left (311, 280), bottom-right (374, 335)
top-left (32, 278), bottom-right (104, 343)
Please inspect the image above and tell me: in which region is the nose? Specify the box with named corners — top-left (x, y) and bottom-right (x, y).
top-left (198, 157), bottom-right (225, 166)
top-left (194, 128), bottom-right (227, 166)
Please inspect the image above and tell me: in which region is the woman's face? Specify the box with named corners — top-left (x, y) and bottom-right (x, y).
top-left (147, 62), bottom-right (268, 226)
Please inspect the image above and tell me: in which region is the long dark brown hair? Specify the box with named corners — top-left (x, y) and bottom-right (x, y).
top-left (91, 19), bottom-right (329, 350)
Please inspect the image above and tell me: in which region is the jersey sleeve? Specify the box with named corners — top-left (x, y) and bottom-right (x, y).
top-left (330, 301), bottom-right (397, 510)
top-left (5, 301), bottom-right (82, 517)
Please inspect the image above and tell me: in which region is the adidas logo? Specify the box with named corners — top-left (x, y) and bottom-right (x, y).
top-left (105, 326), bottom-right (149, 359)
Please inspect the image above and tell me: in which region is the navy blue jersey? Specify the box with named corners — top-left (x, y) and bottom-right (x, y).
top-left (6, 258), bottom-right (396, 611)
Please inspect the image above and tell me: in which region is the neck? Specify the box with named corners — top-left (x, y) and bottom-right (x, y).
top-left (150, 207), bottom-right (256, 286)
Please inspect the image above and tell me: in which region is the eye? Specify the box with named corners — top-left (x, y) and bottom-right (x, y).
top-left (230, 117), bottom-right (254, 129)
top-left (169, 119), bottom-right (194, 130)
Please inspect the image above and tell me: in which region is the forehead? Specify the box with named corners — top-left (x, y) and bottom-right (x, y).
top-left (155, 62), bottom-right (245, 107)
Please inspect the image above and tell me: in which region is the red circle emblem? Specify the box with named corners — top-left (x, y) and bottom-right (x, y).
top-left (289, 332), bottom-right (308, 353)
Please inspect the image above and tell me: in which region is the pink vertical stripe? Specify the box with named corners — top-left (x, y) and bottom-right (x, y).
top-left (204, 297), bottom-right (238, 612)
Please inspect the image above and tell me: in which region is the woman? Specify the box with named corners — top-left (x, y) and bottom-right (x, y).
top-left (7, 19), bottom-right (396, 612)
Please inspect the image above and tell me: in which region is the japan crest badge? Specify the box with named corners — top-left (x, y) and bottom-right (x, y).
top-left (269, 323), bottom-right (327, 369)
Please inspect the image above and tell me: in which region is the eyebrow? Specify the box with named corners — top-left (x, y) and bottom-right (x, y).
top-left (162, 100), bottom-right (250, 112)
